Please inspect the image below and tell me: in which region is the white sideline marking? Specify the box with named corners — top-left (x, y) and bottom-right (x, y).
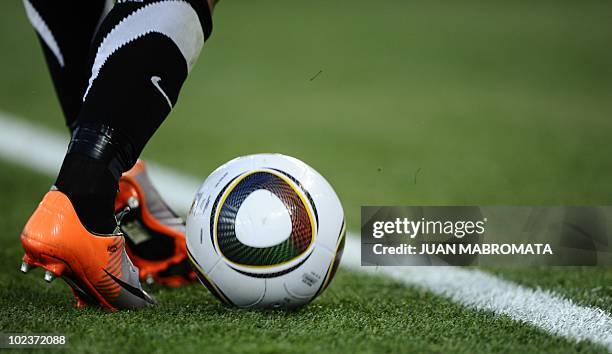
top-left (0, 112), bottom-right (611, 351)
top-left (342, 240), bottom-right (612, 351)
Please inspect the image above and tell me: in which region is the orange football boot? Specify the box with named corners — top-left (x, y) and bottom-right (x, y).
top-left (20, 190), bottom-right (155, 310)
top-left (115, 160), bottom-right (195, 287)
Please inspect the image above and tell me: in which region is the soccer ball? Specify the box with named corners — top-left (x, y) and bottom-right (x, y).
top-left (186, 154), bottom-right (346, 309)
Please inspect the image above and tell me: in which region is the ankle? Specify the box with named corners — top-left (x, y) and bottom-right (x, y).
top-left (55, 153), bottom-right (118, 234)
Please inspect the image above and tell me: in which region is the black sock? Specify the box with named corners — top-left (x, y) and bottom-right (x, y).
top-left (24, 0), bottom-right (110, 131)
top-left (30, 0), bottom-right (213, 234)
top-left (55, 153), bottom-right (118, 234)
top-left (54, 122), bottom-right (140, 234)
top-left (78, 0), bottom-right (212, 153)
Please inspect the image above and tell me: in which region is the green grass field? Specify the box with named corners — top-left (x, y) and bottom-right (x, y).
top-left (0, 0), bottom-right (611, 353)
top-left (1, 161), bottom-right (609, 354)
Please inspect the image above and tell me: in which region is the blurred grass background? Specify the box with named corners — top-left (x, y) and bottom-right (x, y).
top-left (1, 0), bottom-right (611, 229)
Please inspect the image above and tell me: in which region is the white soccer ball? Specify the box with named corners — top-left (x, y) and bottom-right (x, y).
top-left (186, 154), bottom-right (346, 309)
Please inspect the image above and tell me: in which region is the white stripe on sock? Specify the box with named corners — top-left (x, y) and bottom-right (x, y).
top-left (83, 0), bottom-right (204, 100)
top-left (23, 0), bottom-right (65, 67)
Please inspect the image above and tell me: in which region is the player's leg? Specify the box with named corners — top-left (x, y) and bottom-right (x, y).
top-left (71, 0), bottom-right (215, 286)
top-left (21, 0), bottom-right (150, 310)
top-left (60, 0), bottom-right (212, 233)
top-left (23, 0), bottom-right (112, 130)
top-left (20, 0), bottom-right (215, 309)
top-left (24, 0), bottom-right (215, 288)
